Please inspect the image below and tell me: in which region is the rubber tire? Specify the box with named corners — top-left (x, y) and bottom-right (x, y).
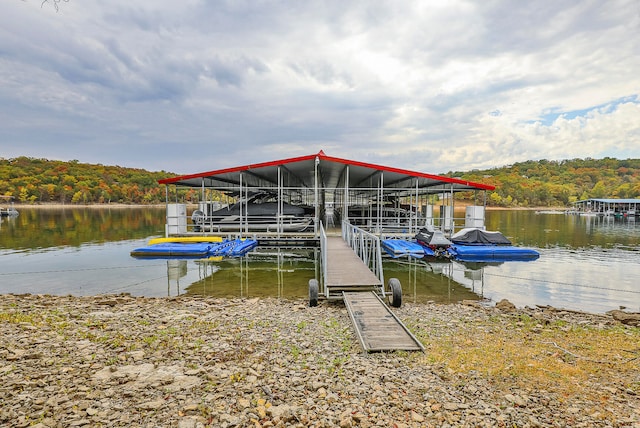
top-left (308, 279), bottom-right (319, 307)
top-left (388, 278), bottom-right (402, 308)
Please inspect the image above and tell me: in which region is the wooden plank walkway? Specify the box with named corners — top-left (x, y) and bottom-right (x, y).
top-left (325, 236), bottom-right (381, 292)
top-left (322, 235), bottom-right (423, 352)
top-left (343, 291), bottom-right (424, 352)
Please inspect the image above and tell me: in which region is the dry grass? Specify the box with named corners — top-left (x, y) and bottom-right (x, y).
top-left (416, 313), bottom-right (640, 400)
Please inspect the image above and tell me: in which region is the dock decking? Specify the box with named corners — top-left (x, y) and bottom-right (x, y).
top-left (325, 236), bottom-right (381, 293)
top-left (323, 235), bottom-right (423, 352)
top-left (343, 291), bottom-right (424, 352)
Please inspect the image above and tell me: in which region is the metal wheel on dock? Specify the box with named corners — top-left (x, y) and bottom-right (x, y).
top-left (308, 279), bottom-right (319, 307)
top-left (387, 278), bottom-right (402, 308)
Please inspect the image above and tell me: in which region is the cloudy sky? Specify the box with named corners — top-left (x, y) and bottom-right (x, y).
top-left (1, 1), bottom-right (639, 175)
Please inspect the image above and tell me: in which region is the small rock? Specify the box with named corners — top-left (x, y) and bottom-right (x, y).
top-left (177, 418), bottom-right (198, 428)
top-left (496, 299), bottom-right (517, 312)
top-left (505, 394), bottom-right (527, 407)
top-left (339, 417), bottom-right (352, 428)
top-left (411, 410), bottom-right (425, 422)
top-left (443, 402), bottom-right (459, 411)
top-left (136, 399), bottom-right (165, 410)
top-left (237, 398), bottom-right (251, 409)
top-left (608, 310), bottom-right (640, 326)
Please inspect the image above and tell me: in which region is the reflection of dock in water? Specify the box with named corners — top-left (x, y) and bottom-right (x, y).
top-left (165, 260), bottom-right (188, 296)
top-left (429, 260), bottom-right (490, 298)
top-left (186, 248), bottom-right (318, 298)
top-left (584, 212), bottom-right (637, 235)
top-left (162, 247), bottom-right (493, 304)
top-left (381, 258), bottom-right (486, 304)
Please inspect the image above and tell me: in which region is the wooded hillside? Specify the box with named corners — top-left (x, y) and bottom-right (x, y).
top-left (0, 157), bottom-right (193, 204)
top-left (447, 157), bottom-right (640, 207)
top-left (2, 156), bottom-right (639, 207)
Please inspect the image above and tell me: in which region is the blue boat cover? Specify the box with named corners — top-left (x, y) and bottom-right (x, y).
top-left (381, 239), bottom-right (427, 258)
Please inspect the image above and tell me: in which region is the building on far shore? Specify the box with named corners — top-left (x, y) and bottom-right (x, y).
top-left (573, 198), bottom-right (640, 216)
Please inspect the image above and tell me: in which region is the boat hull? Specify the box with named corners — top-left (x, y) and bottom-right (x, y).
top-left (197, 218), bottom-right (313, 233)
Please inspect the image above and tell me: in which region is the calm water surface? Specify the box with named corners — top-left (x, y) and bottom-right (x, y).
top-left (0, 207), bottom-right (638, 314)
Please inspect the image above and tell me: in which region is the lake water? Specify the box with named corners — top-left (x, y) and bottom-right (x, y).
top-left (1, 207), bottom-right (638, 314)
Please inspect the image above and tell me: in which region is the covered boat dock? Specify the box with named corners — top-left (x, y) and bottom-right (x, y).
top-left (157, 150), bottom-right (495, 239)
top-left (573, 198), bottom-right (640, 217)
top-left (157, 151), bottom-right (494, 351)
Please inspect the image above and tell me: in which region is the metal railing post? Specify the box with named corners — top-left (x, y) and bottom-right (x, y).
top-left (319, 222), bottom-right (328, 298)
top-left (340, 220), bottom-right (384, 289)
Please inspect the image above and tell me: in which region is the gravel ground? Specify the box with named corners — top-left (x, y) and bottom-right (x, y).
top-left (1, 293), bottom-right (638, 427)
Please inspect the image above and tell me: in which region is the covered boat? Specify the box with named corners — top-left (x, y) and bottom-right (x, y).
top-left (414, 225), bottom-right (452, 257)
top-left (341, 204), bottom-right (419, 229)
top-left (450, 228), bottom-right (512, 246)
top-left (446, 228), bottom-right (539, 261)
top-left (192, 191), bottom-right (313, 232)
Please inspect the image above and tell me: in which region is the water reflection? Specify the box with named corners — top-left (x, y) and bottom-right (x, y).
top-left (159, 249), bottom-right (486, 304)
top-left (185, 249), bottom-right (319, 298)
top-left (486, 209), bottom-right (640, 249)
top-left (379, 258), bottom-right (482, 304)
top-left (0, 207), bottom-right (166, 251)
top-left (584, 214), bottom-right (638, 245)
top-left (1, 208), bottom-right (638, 313)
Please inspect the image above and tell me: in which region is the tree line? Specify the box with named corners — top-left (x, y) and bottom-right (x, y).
top-left (2, 156), bottom-right (639, 207)
top-left (0, 157), bottom-right (195, 204)
top-left (448, 157), bottom-right (640, 207)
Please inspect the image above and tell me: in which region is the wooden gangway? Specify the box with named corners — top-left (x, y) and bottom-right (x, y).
top-left (324, 236), bottom-right (382, 296)
top-left (314, 228), bottom-right (423, 352)
top-left (343, 291), bottom-right (424, 352)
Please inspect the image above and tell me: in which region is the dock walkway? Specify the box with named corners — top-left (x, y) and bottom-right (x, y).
top-left (325, 236), bottom-right (381, 293)
top-left (343, 291), bottom-right (424, 352)
top-left (323, 235), bottom-right (423, 352)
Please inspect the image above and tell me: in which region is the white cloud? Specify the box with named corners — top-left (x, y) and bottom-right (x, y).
top-left (1, 0), bottom-right (639, 174)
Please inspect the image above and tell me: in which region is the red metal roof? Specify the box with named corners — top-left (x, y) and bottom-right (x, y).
top-left (158, 150), bottom-right (495, 193)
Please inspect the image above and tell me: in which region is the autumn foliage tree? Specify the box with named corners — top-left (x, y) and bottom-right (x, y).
top-left (447, 157), bottom-right (640, 207)
top-left (0, 157), bottom-right (194, 205)
top-left (2, 156), bottom-right (639, 207)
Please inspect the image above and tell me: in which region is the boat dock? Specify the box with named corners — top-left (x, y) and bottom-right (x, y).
top-left (573, 198), bottom-right (640, 217)
top-left (156, 151), bottom-right (495, 353)
top-left (0, 196), bottom-right (19, 217)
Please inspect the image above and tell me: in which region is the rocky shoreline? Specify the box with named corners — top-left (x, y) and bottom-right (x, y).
top-left (1, 294), bottom-right (638, 427)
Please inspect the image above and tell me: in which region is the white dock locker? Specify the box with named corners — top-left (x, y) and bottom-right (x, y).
top-left (440, 205), bottom-right (453, 232)
top-left (166, 203), bottom-right (187, 235)
top-left (423, 205), bottom-right (434, 226)
top-left (465, 205), bottom-right (486, 228)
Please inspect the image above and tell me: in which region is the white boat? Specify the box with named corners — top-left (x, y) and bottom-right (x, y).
top-left (0, 196), bottom-right (19, 217)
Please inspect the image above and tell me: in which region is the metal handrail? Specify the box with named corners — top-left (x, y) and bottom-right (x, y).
top-left (341, 220), bottom-right (384, 288)
top-left (319, 222), bottom-right (328, 298)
